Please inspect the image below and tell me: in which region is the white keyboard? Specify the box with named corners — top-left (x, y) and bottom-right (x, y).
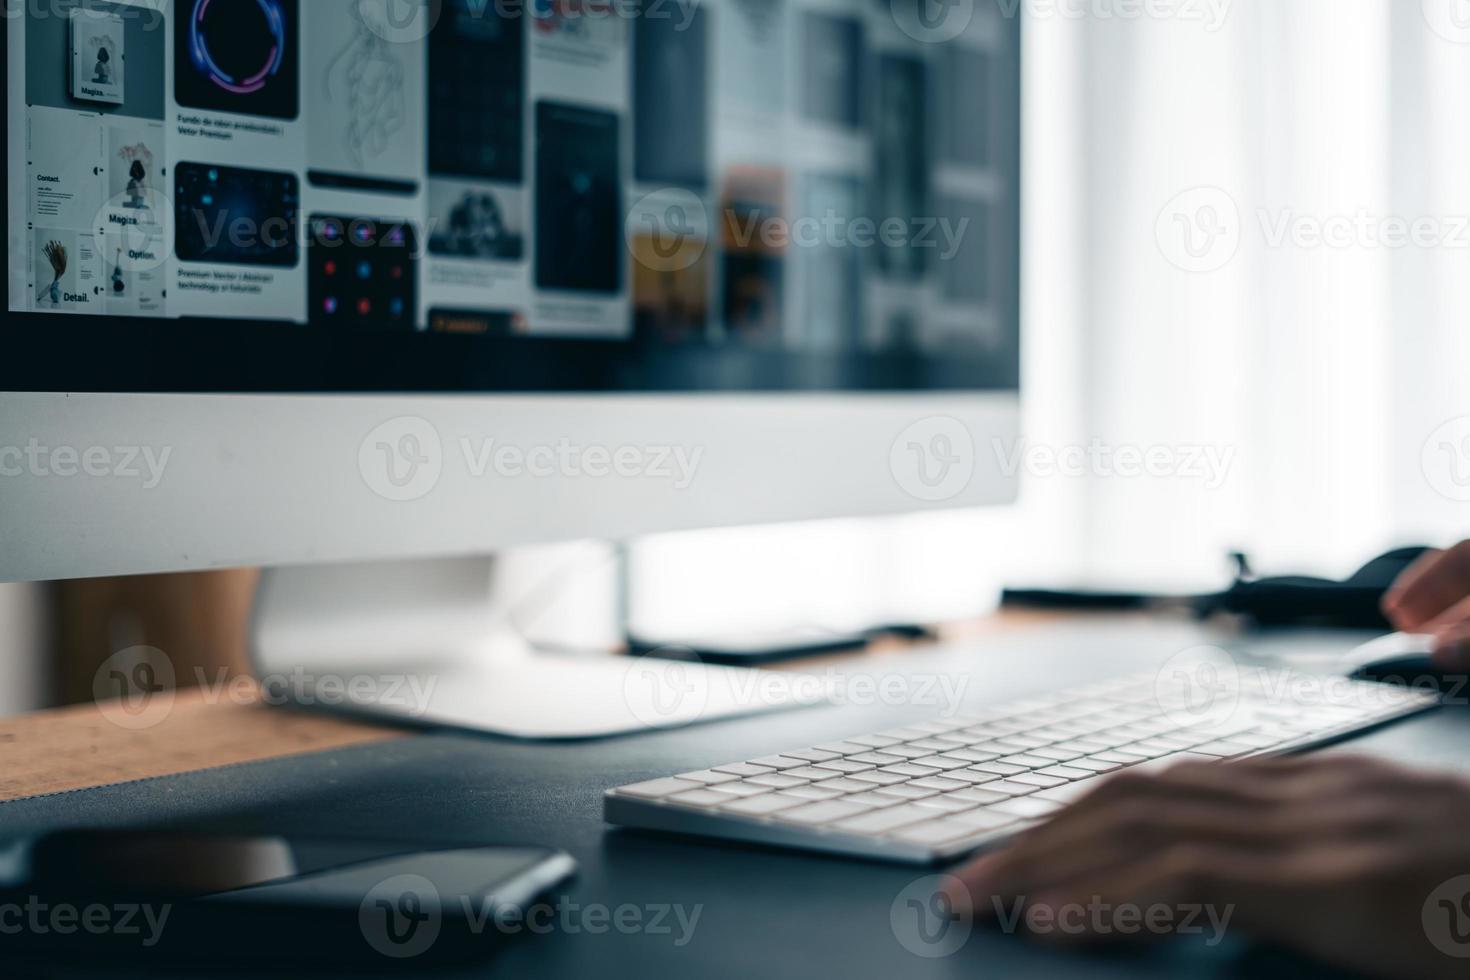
top-left (605, 668), bottom-right (1439, 863)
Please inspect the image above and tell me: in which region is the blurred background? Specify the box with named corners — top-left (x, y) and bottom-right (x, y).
top-left (5, 0), bottom-right (1467, 717)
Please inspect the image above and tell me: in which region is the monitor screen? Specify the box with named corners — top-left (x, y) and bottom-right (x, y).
top-left (4, 0), bottom-right (1020, 392)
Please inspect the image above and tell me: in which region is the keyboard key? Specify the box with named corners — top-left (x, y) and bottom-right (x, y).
top-left (615, 777), bottom-right (703, 798)
top-left (946, 731), bottom-right (1005, 746)
top-left (907, 776), bottom-right (968, 792)
top-left (969, 761), bottom-right (1027, 777)
top-left (947, 808), bottom-right (1022, 831)
top-left (1113, 742), bottom-right (1172, 760)
top-left (904, 738), bottom-right (956, 752)
top-left (989, 739), bottom-right (1042, 754)
top-left (979, 780), bottom-right (1042, 796)
top-left (843, 791), bottom-right (907, 808)
top-left (814, 759), bottom-right (876, 774)
top-left (946, 787), bottom-right (1011, 806)
top-left (782, 784), bottom-right (845, 801)
top-left (872, 783), bottom-right (938, 800)
top-left (713, 763), bottom-right (774, 777)
top-left (1090, 750), bottom-right (1149, 765)
top-left (749, 756), bottom-right (807, 770)
top-left (911, 755), bottom-right (970, 771)
top-left (877, 727), bottom-right (932, 741)
top-left (880, 744), bottom-right (936, 759)
top-left (890, 818), bottom-right (979, 845)
top-left (1190, 740), bottom-right (1255, 758)
top-left (777, 800), bottom-right (876, 825)
top-left (847, 734), bottom-right (901, 748)
top-left (1070, 756), bottom-right (1124, 773)
top-left (881, 763), bottom-right (943, 777)
top-left (670, 789), bottom-right (732, 807)
top-left (677, 770), bottom-right (740, 785)
top-left (1044, 719), bottom-right (1102, 735)
top-left (1007, 772), bottom-right (1066, 788)
top-left (782, 748), bottom-right (841, 763)
top-left (708, 781), bottom-right (772, 798)
top-left (1073, 734), bottom-right (1132, 751)
top-left (1129, 738), bottom-right (1186, 755)
top-left (817, 777), bottom-right (873, 793)
top-left (745, 773), bottom-right (810, 789)
top-left (848, 752), bottom-right (906, 766)
top-left (942, 748), bottom-right (1001, 763)
top-left (1030, 746), bottom-right (1083, 762)
top-left (849, 770), bottom-right (910, 786)
top-left (1129, 752), bottom-right (1222, 774)
top-left (942, 769), bottom-right (1000, 785)
top-left (988, 797), bottom-right (1064, 819)
top-left (998, 754), bottom-right (1054, 769)
top-left (812, 741), bottom-right (872, 754)
top-left (913, 795), bottom-right (980, 813)
top-left (1032, 779), bottom-right (1104, 804)
top-left (1147, 734), bottom-right (1207, 750)
top-left (1037, 765), bottom-right (1093, 781)
top-left (782, 766), bottom-right (843, 781)
top-left (1051, 739), bottom-right (1112, 754)
top-left (1225, 732), bottom-right (1286, 750)
top-left (962, 741), bottom-right (1014, 757)
top-left (958, 725), bottom-right (1008, 739)
top-left (833, 805), bottom-right (937, 835)
top-left (719, 793), bottom-right (801, 816)
top-left (995, 734), bottom-right (1051, 749)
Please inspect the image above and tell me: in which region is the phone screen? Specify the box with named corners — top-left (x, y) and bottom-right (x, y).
top-left (2, 830), bottom-right (575, 963)
top-left (5, 831), bottom-right (559, 904)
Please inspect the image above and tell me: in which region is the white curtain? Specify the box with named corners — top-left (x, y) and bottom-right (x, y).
top-left (631, 0), bottom-right (1470, 637)
top-left (1070, 0), bottom-right (1468, 582)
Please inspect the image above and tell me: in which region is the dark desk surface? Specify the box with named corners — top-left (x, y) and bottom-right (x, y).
top-left (5, 615), bottom-right (1467, 979)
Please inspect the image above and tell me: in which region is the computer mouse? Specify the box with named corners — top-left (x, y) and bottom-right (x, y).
top-left (1344, 632), bottom-right (1456, 690)
top-left (1352, 653), bottom-right (1441, 681)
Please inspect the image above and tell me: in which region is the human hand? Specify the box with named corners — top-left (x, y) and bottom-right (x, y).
top-left (949, 755), bottom-right (1470, 980)
top-left (1383, 543), bottom-right (1470, 668)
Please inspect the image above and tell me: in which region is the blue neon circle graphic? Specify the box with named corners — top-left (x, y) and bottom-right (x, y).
top-left (188, 0), bottom-right (287, 95)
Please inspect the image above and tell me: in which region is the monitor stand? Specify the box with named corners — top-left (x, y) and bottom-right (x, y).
top-left (248, 555), bottom-right (828, 739)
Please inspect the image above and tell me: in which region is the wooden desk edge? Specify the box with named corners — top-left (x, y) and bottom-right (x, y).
top-left (0, 610), bottom-right (1113, 804)
top-left (0, 684), bottom-right (404, 804)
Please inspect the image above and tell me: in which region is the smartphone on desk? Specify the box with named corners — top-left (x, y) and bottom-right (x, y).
top-left (0, 829), bottom-right (575, 965)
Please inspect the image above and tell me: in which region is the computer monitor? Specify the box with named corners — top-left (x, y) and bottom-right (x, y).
top-left (2, 0), bottom-right (1022, 735)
